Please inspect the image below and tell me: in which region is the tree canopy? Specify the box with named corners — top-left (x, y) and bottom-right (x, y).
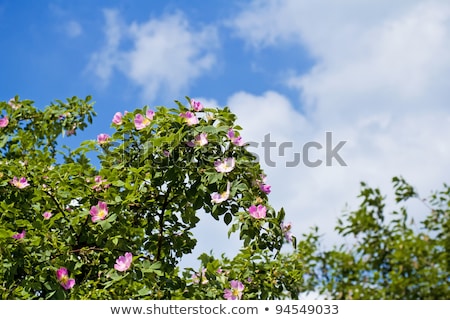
top-left (0, 96), bottom-right (303, 299)
top-left (301, 176), bottom-right (449, 299)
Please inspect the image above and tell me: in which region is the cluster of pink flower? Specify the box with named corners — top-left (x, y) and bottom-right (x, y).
top-left (6, 98), bottom-right (290, 295)
top-left (180, 99), bottom-right (203, 126)
top-left (54, 252), bottom-right (132, 291)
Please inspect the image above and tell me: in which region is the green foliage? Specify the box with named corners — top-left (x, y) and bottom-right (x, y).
top-left (302, 176), bottom-right (450, 299)
top-left (0, 96), bottom-right (301, 299)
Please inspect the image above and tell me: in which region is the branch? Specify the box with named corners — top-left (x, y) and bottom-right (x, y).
top-left (156, 185), bottom-right (172, 261)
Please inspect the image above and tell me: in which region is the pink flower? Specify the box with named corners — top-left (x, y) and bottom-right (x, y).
top-left (259, 183), bottom-right (271, 194)
top-left (43, 211), bottom-right (53, 220)
top-left (12, 230), bottom-right (26, 240)
top-left (0, 116), bottom-right (8, 128)
top-left (134, 110), bottom-right (154, 130)
top-left (258, 174), bottom-right (271, 194)
top-left (90, 201), bottom-right (108, 222)
top-left (180, 111), bottom-right (199, 126)
top-left (248, 204), bottom-right (266, 219)
top-left (112, 112), bottom-right (123, 125)
top-left (190, 99), bottom-right (204, 112)
top-left (65, 129), bottom-right (76, 136)
top-left (10, 177), bottom-right (29, 189)
top-left (223, 280), bottom-right (244, 300)
top-left (146, 109), bottom-right (155, 120)
top-left (227, 129), bottom-right (244, 146)
top-left (92, 175), bottom-right (110, 191)
top-left (214, 158), bottom-right (235, 173)
top-left (192, 268), bottom-right (208, 284)
top-left (211, 181), bottom-right (231, 204)
top-left (56, 267), bottom-right (75, 290)
top-left (188, 133), bottom-right (208, 147)
top-left (114, 252), bottom-right (133, 272)
top-left (281, 221), bottom-right (293, 242)
top-left (97, 133), bottom-right (110, 144)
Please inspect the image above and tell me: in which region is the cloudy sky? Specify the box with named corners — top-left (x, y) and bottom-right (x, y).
top-left (1, 0), bottom-right (450, 268)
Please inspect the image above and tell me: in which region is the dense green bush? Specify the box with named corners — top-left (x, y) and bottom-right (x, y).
top-left (301, 176), bottom-right (450, 299)
top-left (0, 96), bottom-right (304, 299)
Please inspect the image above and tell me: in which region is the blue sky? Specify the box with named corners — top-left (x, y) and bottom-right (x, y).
top-left (2, 0), bottom-right (450, 269)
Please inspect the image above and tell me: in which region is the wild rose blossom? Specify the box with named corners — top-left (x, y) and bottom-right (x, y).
top-left (10, 176), bottom-right (29, 189)
top-left (12, 230), bottom-right (26, 240)
top-left (65, 128), bottom-right (76, 136)
top-left (248, 204), bottom-right (267, 219)
top-left (97, 133), bottom-right (110, 144)
top-left (258, 174), bottom-right (271, 194)
top-left (112, 112), bottom-right (123, 125)
top-left (211, 181), bottom-right (231, 204)
top-left (0, 116), bottom-right (8, 128)
top-left (259, 184), bottom-right (271, 194)
top-left (192, 267), bottom-right (208, 285)
top-left (90, 201), bottom-right (108, 222)
top-left (187, 133), bottom-right (208, 147)
top-left (114, 252), bottom-right (133, 272)
top-left (190, 99), bottom-right (204, 112)
top-left (214, 158), bottom-right (235, 173)
top-left (223, 280), bottom-right (244, 300)
top-left (92, 175), bottom-right (110, 191)
top-left (146, 109), bottom-right (155, 119)
top-left (134, 110), bottom-right (155, 130)
top-left (43, 211), bottom-right (53, 219)
top-left (56, 267), bottom-right (75, 290)
top-left (227, 129), bottom-right (244, 146)
top-left (180, 111), bottom-right (199, 126)
top-left (281, 221), bottom-right (293, 242)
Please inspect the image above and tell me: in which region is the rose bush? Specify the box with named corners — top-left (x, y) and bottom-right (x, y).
top-left (0, 96), bottom-right (305, 299)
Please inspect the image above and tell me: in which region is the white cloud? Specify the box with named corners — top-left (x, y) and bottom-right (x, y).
top-left (65, 20), bottom-right (82, 38)
top-left (227, 91), bottom-right (357, 245)
top-left (88, 9), bottom-right (124, 83)
top-left (48, 4), bottom-right (83, 38)
top-left (88, 9), bottom-right (218, 102)
top-left (221, 0), bottom-right (450, 248)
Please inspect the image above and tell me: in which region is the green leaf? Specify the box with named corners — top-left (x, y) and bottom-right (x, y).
top-left (224, 212), bottom-right (232, 225)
